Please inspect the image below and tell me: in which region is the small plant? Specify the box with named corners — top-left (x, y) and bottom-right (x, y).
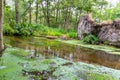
top-left (67, 31), bottom-right (77, 39)
top-left (15, 23), bottom-right (33, 36)
top-left (3, 23), bottom-right (15, 35)
top-left (82, 34), bottom-right (99, 44)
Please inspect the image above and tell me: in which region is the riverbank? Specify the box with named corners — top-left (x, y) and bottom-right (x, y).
top-left (4, 23), bottom-right (120, 48)
top-left (0, 47), bottom-right (120, 80)
top-left (57, 39), bottom-right (120, 55)
top-left (6, 35), bottom-right (120, 55)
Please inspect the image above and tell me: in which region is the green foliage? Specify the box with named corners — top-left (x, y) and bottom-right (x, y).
top-left (82, 34), bottom-right (99, 44)
top-left (3, 22), bottom-right (76, 38)
top-left (15, 23), bottom-right (34, 36)
top-left (3, 24), bottom-right (15, 35)
top-left (67, 31), bottom-right (77, 39)
top-left (4, 0), bottom-right (110, 31)
top-left (33, 24), bottom-right (63, 37)
top-left (33, 24), bottom-right (77, 38)
top-left (4, 0), bottom-right (116, 39)
top-left (47, 28), bottom-right (62, 36)
top-left (3, 0), bottom-right (113, 38)
top-left (87, 73), bottom-right (115, 80)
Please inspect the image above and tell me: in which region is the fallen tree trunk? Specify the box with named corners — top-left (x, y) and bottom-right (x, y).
top-left (77, 14), bottom-right (120, 47)
top-left (77, 14), bottom-right (94, 39)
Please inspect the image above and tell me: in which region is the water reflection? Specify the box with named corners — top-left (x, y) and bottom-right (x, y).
top-left (4, 36), bottom-right (120, 69)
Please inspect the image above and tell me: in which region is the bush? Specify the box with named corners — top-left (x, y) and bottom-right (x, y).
top-left (33, 24), bottom-right (50, 36)
top-left (33, 25), bottom-right (63, 37)
top-left (3, 23), bottom-right (15, 35)
top-left (14, 23), bottom-right (33, 36)
top-left (3, 22), bottom-right (77, 38)
top-left (47, 28), bottom-right (63, 36)
top-left (82, 34), bottom-right (99, 44)
top-left (67, 31), bottom-right (77, 39)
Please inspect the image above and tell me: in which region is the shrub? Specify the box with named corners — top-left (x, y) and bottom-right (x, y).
top-left (67, 31), bottom-right (77, 39)
top-left (15, 23), bottom-right (34, 36)
top-left (3, 22), bottom-right (77, 38)
top-left (47, 28), bottom-right (62, 36)
top-left (3, 23), bottom-right (15, 35)
top-left (33, 25), bottom-right (63, 37)
top-left (82, 34), bottom-right (99, 44)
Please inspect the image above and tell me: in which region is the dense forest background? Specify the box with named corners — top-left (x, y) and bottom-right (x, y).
top-left (3, 0), bottom-right (120, 37)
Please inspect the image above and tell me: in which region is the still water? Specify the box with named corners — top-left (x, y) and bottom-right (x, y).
top-left (4, 36), bottom-right (120, 69)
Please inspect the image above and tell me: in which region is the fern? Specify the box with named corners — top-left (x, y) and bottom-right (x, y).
top-left (82, 34), bottom-right (99, 44)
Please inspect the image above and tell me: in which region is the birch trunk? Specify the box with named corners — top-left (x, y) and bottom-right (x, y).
top-left (0, 0), bottom-right (4, 53)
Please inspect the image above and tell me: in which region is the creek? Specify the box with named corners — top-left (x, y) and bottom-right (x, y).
top-left (4, 36), bottom-right (120, 70)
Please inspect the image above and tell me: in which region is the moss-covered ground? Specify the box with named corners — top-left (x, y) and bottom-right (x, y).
top-left (0, 47), bottom-right (120, 80)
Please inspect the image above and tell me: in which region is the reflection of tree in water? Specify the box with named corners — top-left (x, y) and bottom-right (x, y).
top-left (13, 44), bottom-right (120, 69)
top-left (5, 36), bottom-right (120, 69)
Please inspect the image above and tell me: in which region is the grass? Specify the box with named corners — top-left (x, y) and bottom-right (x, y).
top-left (34, 26), bottom-right (77, 39)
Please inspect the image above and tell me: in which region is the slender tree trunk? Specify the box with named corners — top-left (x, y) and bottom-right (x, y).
top-left (41, 3), bottom-right (49, 26)
top-left (58, 9), bottom-right (61, 27)
top-left (15, 0), bottom-right (20, 24)
top-left (46, 0), bottom-right (50, 26)
top-left (29, 1), bottom-right (32, 24)
top-left (76, 10), bottom-right (78, 21)
top-left (41, 2), bottom-right (47, 25)
top-left (53, 0), bottom-right (56, 19)
top-left (63, 7), bottom-right (71, 30)
top-left (99, 5), bottom-right (103, 22)
top-left (4, 0), bottom-right (5, 7)
top-left (39, 5), bottom-right (42, 23)
top-left (55, 0), bottom-right (59, 23)
top-left (0, 0), bottom-right (4, 53)
top-left (35, 0), bottom-right (39, 23)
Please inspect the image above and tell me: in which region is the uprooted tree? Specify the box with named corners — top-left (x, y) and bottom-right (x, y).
top-left (77, 14), bottom-right (120, 47)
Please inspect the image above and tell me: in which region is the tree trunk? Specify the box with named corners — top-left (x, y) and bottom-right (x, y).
top-left (46, 0), bottom-right (50, 26)
top-left (35, 0), bottom-right (39, 23)
top-left (55, 0), bottom-right (59, 23)
top-left (41, 1), bottom-right (50, 26)
top-left (41, 2), bottom-right (47, 24)
top-left (39, 5), bottom-right (42, 23)
top-left (4, 0), bottom-right (5, 7)
top-left (0, 0), bottom-right (4, 53)
top-left (29, 1), bottom-right (32, 24)
top-left (63, 7), bottom-right (71, 30)
top-left (15, 0), bottom-right (20, 24)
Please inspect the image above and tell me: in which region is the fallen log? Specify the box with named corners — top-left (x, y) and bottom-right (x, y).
top-left (77, 14), bottom-right (120, 47)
